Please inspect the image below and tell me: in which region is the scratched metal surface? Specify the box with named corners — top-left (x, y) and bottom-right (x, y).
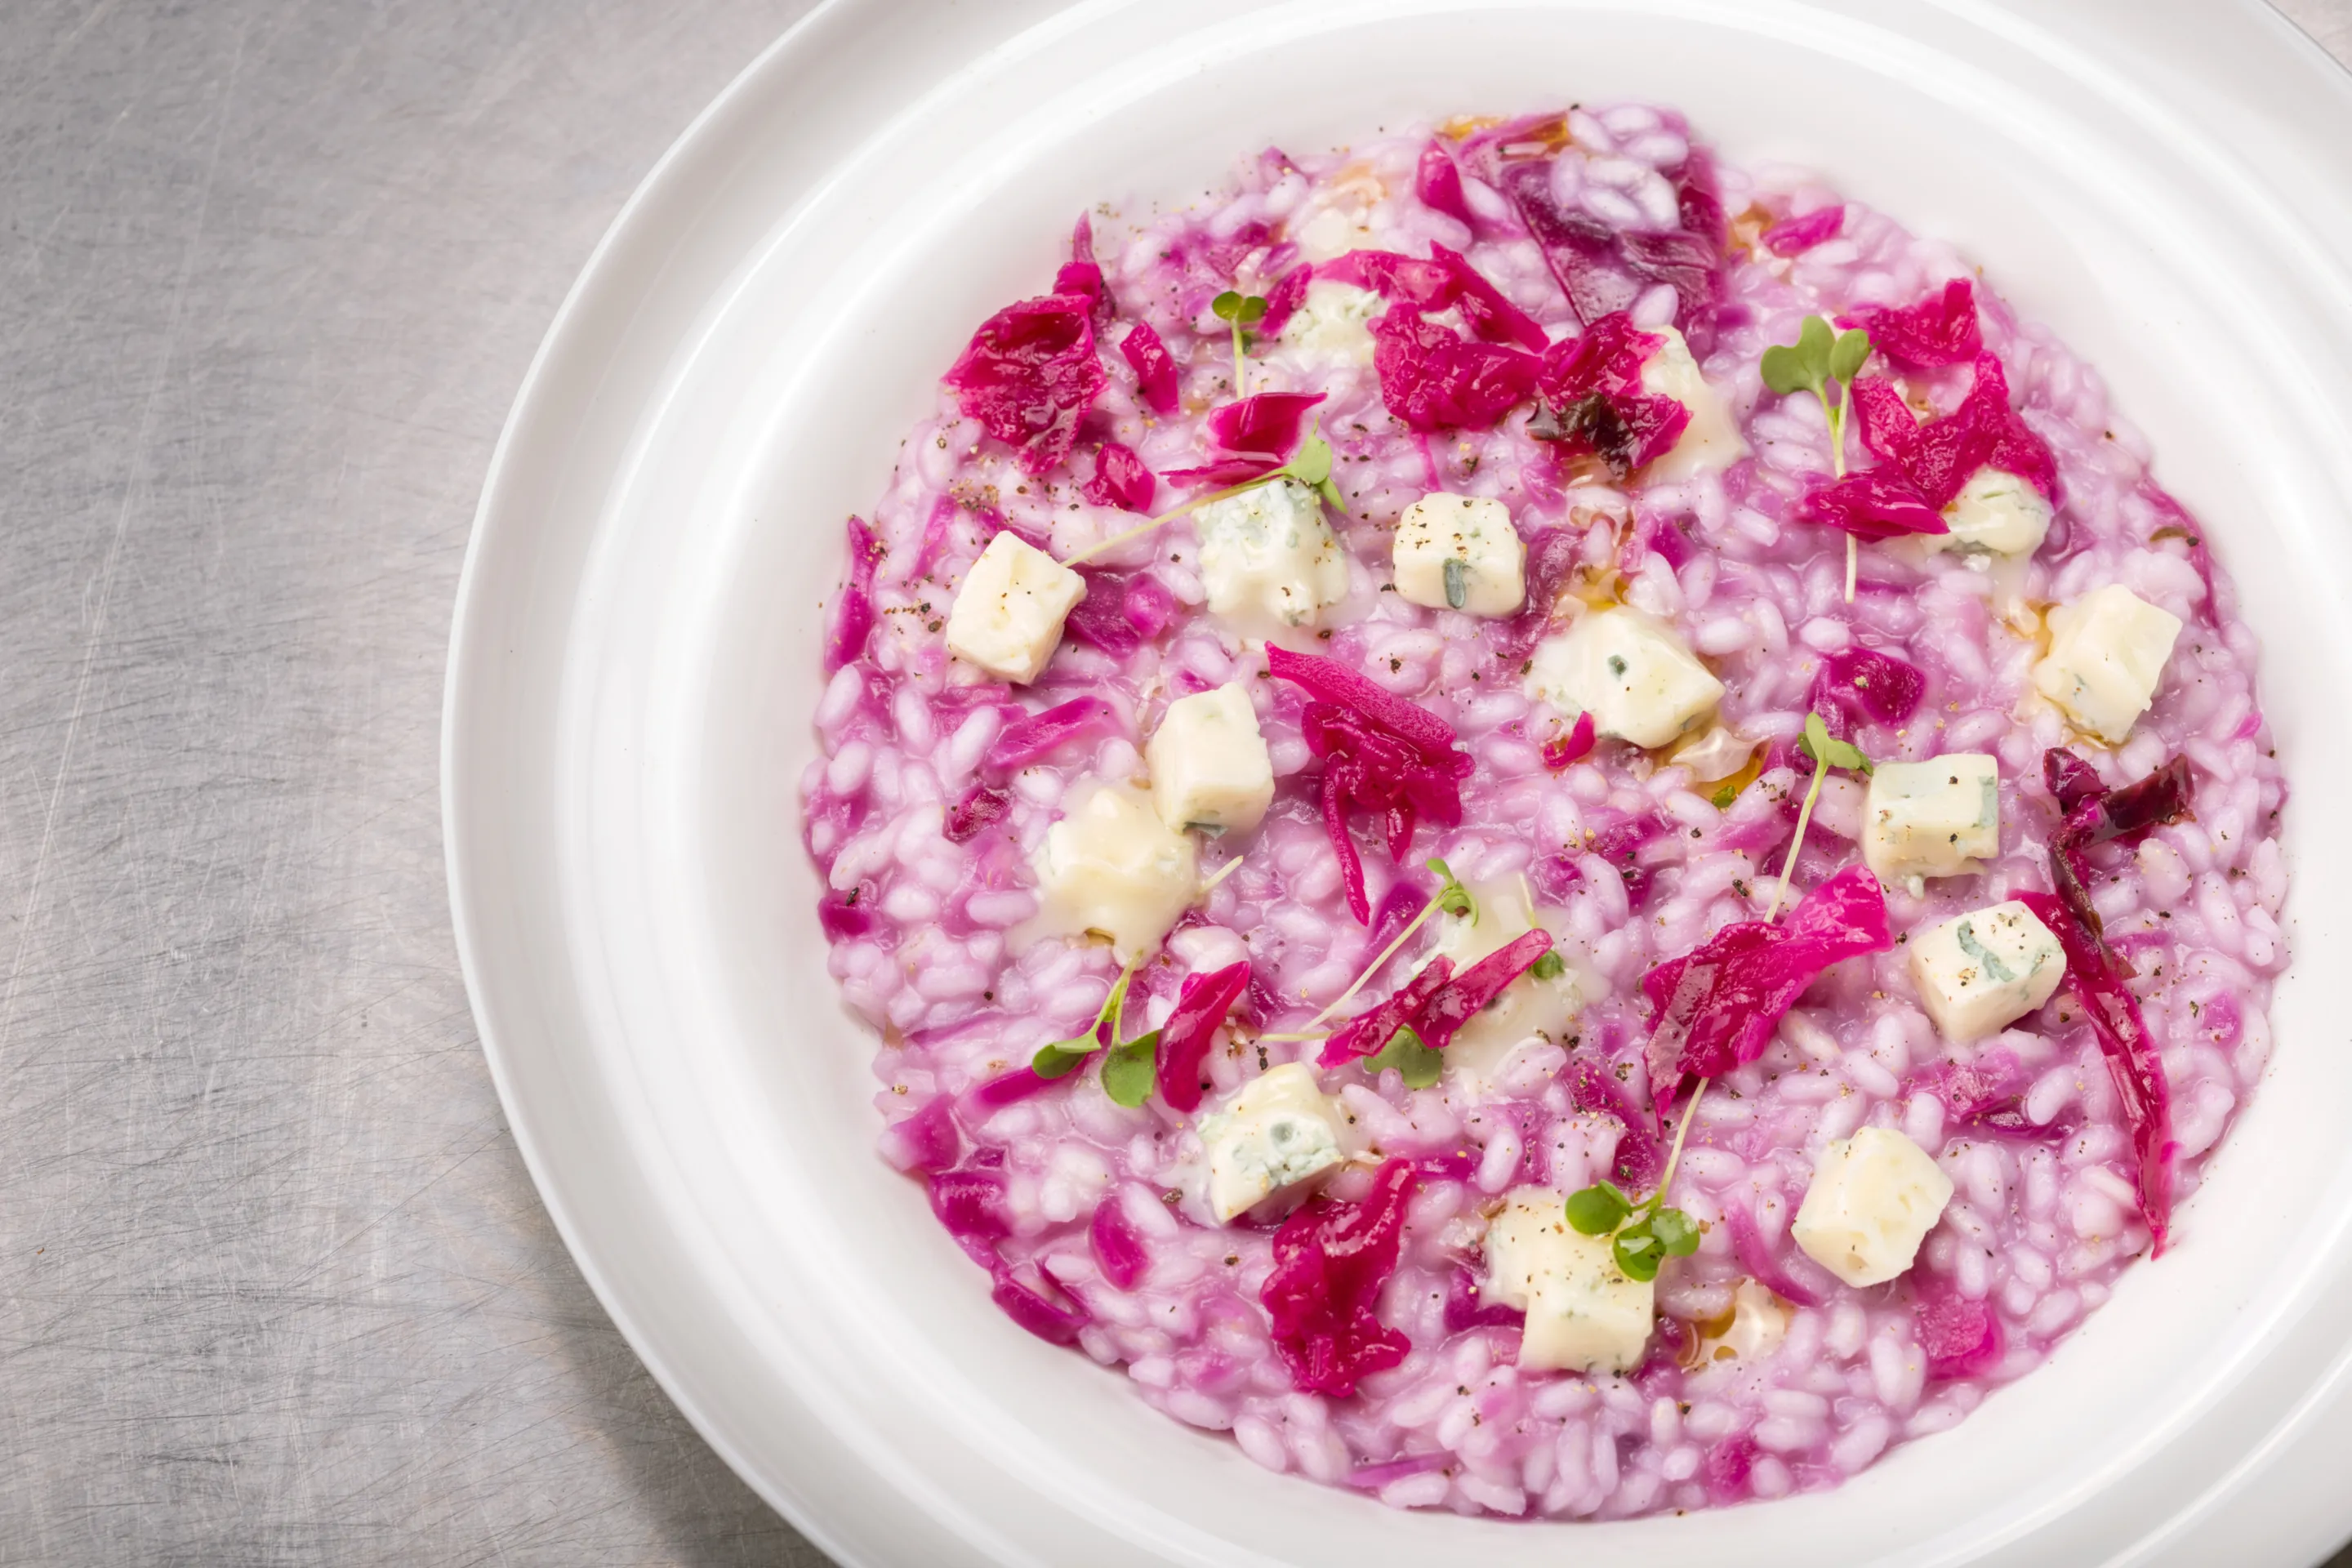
top-left (0, 2), bottom-right (2347, 1564)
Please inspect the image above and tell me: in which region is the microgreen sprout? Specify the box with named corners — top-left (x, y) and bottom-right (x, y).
top-left (1361, 1024), bottom-right (1442, 1089)
top-left (1100, 1028), bottom-right (1161, 1107)
top-left (1060, 422), bottom-right (1345, 568)
top-left (1211, 289), bottom-right (1268, 395)
top-left (1564, 1090), bottom-right (1708, 1283)
top-left (1032, 956), bottom-right (1147, 1080)
top-left (1530, 951), bottom-right (1566, 982)
top-left (1761, 316), bottom-right (1872, 599)
top-left (1762, 711), bottom-right (1873, 921)
top-left (1262, 858), bottom-right (1476, 1043)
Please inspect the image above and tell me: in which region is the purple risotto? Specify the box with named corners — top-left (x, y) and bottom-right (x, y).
top-left (800, 105), bottom-right (2287, 1517)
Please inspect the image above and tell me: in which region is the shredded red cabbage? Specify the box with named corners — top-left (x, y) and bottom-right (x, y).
top-left (1705, 1431), bottom-right (1761, 1503)
top-left (1053, 214), bottom-right (1107, 316)
top-left (1643, 864), bottom-right (1894, 1111)
top-left (878, 1094), bottom-right (961, 1174)
top-left (968, 1063), bottom-right (1060, 1110)
top-left (983, 696), bottom-right (1120, 775)
top-left (1162, 390), bottom-right (1326, 487)
top-left (1156, 961), bottom-right (1253, 1112)
top-left (2045, 751), bottom-right (2195, 940)
top-left (929, 1166), bottom-right (1011, 1257)
top-left (1258, 262), bottom-right (1312, 337)
top-left (1761, 204), bottom-right (1844, 256)
top-left (1794, 469), bottom-right (1950, 541)
top-left (944, 782), bottom-right (1012, 844)
top-left (942, 292), bottom-right (1107, 475)
top-left (1063, 571), bottom-right (1174, 657)
top-left (1415, 931), bottom-right (1555, 1049)
top-left (824, 515), bottom-right (885, 674)
top-left (1369, 310), bottom-right (1541, 433)
top-left (2043, 746), bottom-right (2107, 814)
top-left (1271, 647), bottom-right (1472, 923)
top-left (2013, 889), bottom-right (2175, 1253)
top-left (1321, 958), bottom-right (1454, 1067)
top-left (1542, 711), bottom-right (1597, 769)
top-left (1852, 352), bottom-right (2060, 509)
top-left (1079, 440), bottom-right (1156, 514)
top-left (1724, 1198), bottom-right (1826, 1309)
top-left (817, 882), bottom-right (878, 942)
top-left (1119, 321), bottom-right (1181, 416)
top-left (990, 1259), bottom-right (1091, 1344)
top-left (1414, 139), bottom-right (1475, 227)
top-left (1808, 644), bottom-right (1929, 740)
top-left (1915, 1289), bottom-right (2004, 1379)
top-left (1528, 313), bottom-right (1690, 478)
top-left (1490, 527), bottom-right (1584, 660)
top-left (1089, 1197), bottom-right (1149, 1291)
top-left (1261, 1158), bottom-right (1419, 1397)
top-left (1844, 278), bottom-right (1982, 368)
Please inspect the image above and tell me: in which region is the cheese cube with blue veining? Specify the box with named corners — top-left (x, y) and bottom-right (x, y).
top-left (1526, 605), bottom-right (1723, 749)
top-left (1393, 492), bottom-right (1526, 617)
top-left (1482, 1188), bottom-right (1655, 1374)
top-left (1031, 782), bottom-right (1198, 964)
top-left (1791, 1126), bottom-right (1955, 1288)
top-left (1146, 683), bottom-right (1273, 835)
top-left (1937, 468), bottom-right (2052, 556)
top-left (1908, 899), bottom-right (2067, 1044)
top-left (1199, 1062), bottom-right (1344, 1223)
top-left (1193, 479), bottom-right (1349, 638)
top-left (2032, 583), bottom-right (2182, 743)
top-left (1863, 753), bottom-right (2000, 882)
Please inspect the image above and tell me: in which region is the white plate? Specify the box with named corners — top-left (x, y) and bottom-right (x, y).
top-left (445, 2), bottom-right (2352, 1562)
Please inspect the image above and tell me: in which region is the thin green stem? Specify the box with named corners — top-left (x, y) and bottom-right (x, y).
top-left (1231, 319), bottom-right (1247, 397)
top-left (1763, 757), bottom-right (1829, 922)
top-left (1650, 1081), bottom-right (1708, 1213)
top-left (1058, 474), bottom-right (1271, 568)
top-left (1828, 382), bottom-right (1857, 603)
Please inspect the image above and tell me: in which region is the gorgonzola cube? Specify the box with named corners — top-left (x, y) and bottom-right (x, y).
top-left (1428, 880), bottom-right (1578, 1092)
top-left (1032, 782), bottom-right (1198, 964)
top-left (1392, 493), bottom-right (1526, 617)
top-left (1637, 325), bottom-right (1748, 483)
top-left (943, 531), bottom-right (1086, 684)
top-left (1936, 467), bottom-right (2051, 556)
top-left (2031, 583), bottom-right (2182, 743)
top-left (1194, 479), bottom-right (1350, 638)
top-left (1146, 683), bottom-right (1273, 834)
top-left (1907, 899), bottom-right (2066, 1044)
top-left (1791, 1126), bottom-right (1954, 1288)
top-left (1862, 754), bottom-right (2000, 883)
top-left (1526, 606), bottom-right (1724, 750)
top-left (1199, 1062), bottom-right (1344, 1223)
top-left (1275, 279), bottom-right (1380, 367)
top-left (1483, 1188), bottom-right (1655, 1374)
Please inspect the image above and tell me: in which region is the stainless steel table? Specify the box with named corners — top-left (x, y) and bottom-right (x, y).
top-left (1, 3), bottom-right (2343, 1562)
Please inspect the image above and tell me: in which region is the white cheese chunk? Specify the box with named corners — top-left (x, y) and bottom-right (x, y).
top-left (1908, 899), bottom-right (2066, 1044)
top-left (1526, 606), bottom-right (1723, 750)
top-left (1392, 493), bottom-right (1526, 617)
top-left (1791, 1126), bottom-right (1954, 1288)
top-left (1428, 880), bottom-right (1578, 1092)
top-left (2031, 583), bottom-right (2182, 744)
top-left (944, 531), bottom-right (1086, 685)
top-left (1146, 683), bottom-right (1274, 835)
top-left (1862, 753), bottom-right (2000, 883)
top-left (1637, 325), bottom-right (1748, 483)
top-left (1275, 279), bottom-right (1380, 367)
top-left (1199, 1062), bottom-right (1345, 1223)
top-left (1032, 782), bottom-right (1198, 964)
top-left (1194, 479), bottom-right (1350, 638)
top-left (1483, 1187), bottom-right (1655, 1374)
top-left (1693, 1280), bottom-right (1790, 1367)
top-left (1936, 467), bottom-right (2051, 556)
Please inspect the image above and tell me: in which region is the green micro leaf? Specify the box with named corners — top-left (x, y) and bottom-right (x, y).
top-left (1238, 295), bottom-right (1268, 326)
top-left (1530, 951), bottom-right (1566, 982)
top-left (1031, 1032), bottom-right (1102, 1079)
top-left (1364, 1025), bottom-right (1442, 1089)
top-left (1797, 710), bottom-right (1872, 775)
top-left (1426, 857), bottom-right (1477, 921)
top-left (1565, 1181), bottom-right (1633, 1236)
top-left (1710, 779), bottom-right (1740, 809)
top-left (1282, 427), bottom-right (1333, 488)
top-left (1442, 557), bottom-right (1469, 610)
top-left (1650, 1205), bottom-right (1702, 1258)
top-left (1211, 290), bottom-right (1245, 323)
top-left (1101, 1030), bottom-right (1161, 1107)
top-left (1829, 326), bottom-right (1872, 384)
top-left (1613, 1223), bottom-right (1664, 1282)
